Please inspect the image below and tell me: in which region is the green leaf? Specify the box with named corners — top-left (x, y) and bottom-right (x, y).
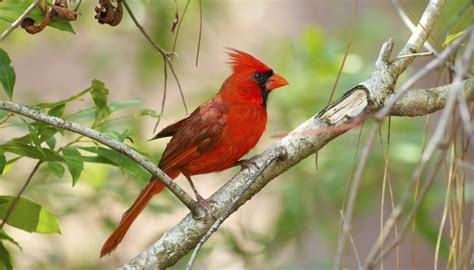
top-left (0, 153), bottom-right (5, 175)
top-left (0, 49), bottom-right (15, 100)
top-left (0, 196), bottom-right (61, 234)
top-left (48, 161), bottom-right (65, 178)
top-left (443, 31), bottom-right (466, 47)
top-left (79, 146), bottom-right (150, 180)
top-left (45, 137), bottom-right (56, 150)
top-left (0, 242), bottom-right (11, 270)
top-left (24, 120), bottom-right (44, 156)
top-left (109, 98), bottom-right (144, 112)
top-left (136, 109), bottom-right (161, 119)
top-left (47, 104), bottom-right (65, 117)
top-left (90, 79), bottom-right (111, 123)
top-left (35, 125), bottom-right (58, 143)
top-left (62, 147), bottom-right (83, 186)
top-left (0, 229), bottom-right (20, 250)
top-left (0, 110), bottom-right (6, 119)
top-left (45, 18), bottom-right (75, 34)
top-left (0, 140), bottom-right (62, 161)
top-left (106, 129), bottom-right (133, 143)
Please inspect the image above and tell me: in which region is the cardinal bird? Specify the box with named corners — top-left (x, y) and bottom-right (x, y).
top-left (100, 49), bottom-right (288, 257)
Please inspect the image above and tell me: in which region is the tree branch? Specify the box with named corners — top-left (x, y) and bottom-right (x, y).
top-left (0, 100), bottom-right (203, 217)
top-left (390, 78), bottom-right (474, 117)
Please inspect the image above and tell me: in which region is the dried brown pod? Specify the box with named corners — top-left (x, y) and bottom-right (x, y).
top-left (20, 8), bottom-right (51, 34)
top-left (95, 0), bottom-right (122, 26)
top-left (49, 0), bottom-right (78, 21)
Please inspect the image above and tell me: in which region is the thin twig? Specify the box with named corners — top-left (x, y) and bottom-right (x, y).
top-left (195, 0), bottom-right (203, 67)
top-left (434, 141), bottom-right (456, 270)
top-left (171, 0), bottom-right (191, 58)
top-left (394, 51), bottom-right (434, 60)
top-left (327, 0), bottom-right (358, 105)
top-left (0, 100), bottom-right (201, 216)
top-left (378, 117), bottom-right (392, 270)
top-left (122, 0), bottom-right (188, 114)
top-left (0, 161), bottom-right (42, 228)
top-left (122, 0), bottom-right (169, 57)
top-left (0, 0), bottom-right (41, 41)
top-left (335, 120), bottom-right (379, 269)
top-left (340, 209), bottom-right (362, 270)
top-left (153, 55), bottom-right (169, 133)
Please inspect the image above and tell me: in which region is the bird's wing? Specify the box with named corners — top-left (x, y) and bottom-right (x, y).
top-left (150, 117), bottom-right (189, 140)
top-left (158, 100), bottom-right (228, 171)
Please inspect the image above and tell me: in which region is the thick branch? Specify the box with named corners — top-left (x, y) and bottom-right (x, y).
top-left (391, 78), bottom-right (474, 116)
top-left (0, 101), bottom-right (202, 216)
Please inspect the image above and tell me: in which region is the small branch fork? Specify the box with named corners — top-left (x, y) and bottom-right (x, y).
top-left (122, 0), bottom-right (188, 115)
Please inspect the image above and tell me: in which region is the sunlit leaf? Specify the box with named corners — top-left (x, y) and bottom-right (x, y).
top-left (48, 161), bottom-right (65, 178)
top-left (0, 242), bottom-right (12, 270)
top-left (0, 196), bottom-right (61, 234)
top-left (0, 49), bottom-right (15, 100)
top-left (0, 153), bottom-right (5, 175)
top-left (90, 79), bottom-right (111, 123)
top-left (1, 158), bottom-right (17, 175)
top-left (62, 147), bottom-right (83, 186)
top-left (443, 31), bottom-right (465, 47)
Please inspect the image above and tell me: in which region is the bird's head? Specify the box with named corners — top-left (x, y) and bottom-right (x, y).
top-left (223, 48), bottom-right (289, 108)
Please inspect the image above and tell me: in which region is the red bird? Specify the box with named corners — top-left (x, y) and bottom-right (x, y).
top-left (100, 49), bottom-right (288, 256)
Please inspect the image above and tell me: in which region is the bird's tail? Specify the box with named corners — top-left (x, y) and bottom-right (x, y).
top-left (100, 175), bottom-right (168, 257)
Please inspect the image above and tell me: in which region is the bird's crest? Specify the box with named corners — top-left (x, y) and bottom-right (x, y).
top-left (226, 48), bottom-right (270, 74)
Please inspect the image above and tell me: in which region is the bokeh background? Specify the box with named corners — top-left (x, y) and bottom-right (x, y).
top-left (0, 0), bottom-right (472, 269)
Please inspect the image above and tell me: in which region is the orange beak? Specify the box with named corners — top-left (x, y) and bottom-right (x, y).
top-left (266, 73), bottom-right (289, 90)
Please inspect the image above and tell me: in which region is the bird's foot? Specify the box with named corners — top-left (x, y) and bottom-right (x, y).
top-left (236, 155), bottom-right (261, 171)
top-left (196, 194), bottom-right (217, 220)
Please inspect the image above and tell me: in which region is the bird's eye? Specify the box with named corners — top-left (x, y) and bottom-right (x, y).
top-left (253, 72), bottom-right (262, 81)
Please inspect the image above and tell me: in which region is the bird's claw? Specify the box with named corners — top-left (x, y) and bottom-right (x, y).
top-left (196, 194), bottom-right (217, 220)
top-left (237, 156), bottom-right (261, 171)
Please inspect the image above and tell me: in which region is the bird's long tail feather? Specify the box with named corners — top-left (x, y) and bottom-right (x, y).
top-left (100, 177), bottom-right (165, 257)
